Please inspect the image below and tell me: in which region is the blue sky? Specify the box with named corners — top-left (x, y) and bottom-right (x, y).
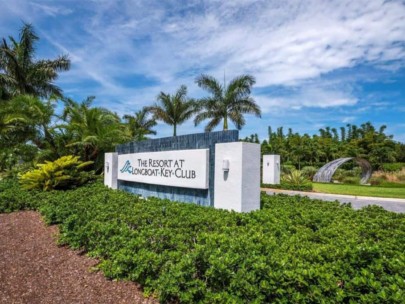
top-left (1, 0), bottom-right (404, 142)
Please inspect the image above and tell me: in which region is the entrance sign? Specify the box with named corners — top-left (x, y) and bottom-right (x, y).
top-left (117, 149), bottom-right (209, 189)
top-left (105, 131), bottom-right (260, 212)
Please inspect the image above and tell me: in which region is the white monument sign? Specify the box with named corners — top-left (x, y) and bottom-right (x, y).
top-left (262, 154), bottom-right (280, 184)
top-left (117, 149), bottom-right (209, 189)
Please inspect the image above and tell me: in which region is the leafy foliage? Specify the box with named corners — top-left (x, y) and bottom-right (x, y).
top-left (194, 74), bottom-right (261, 131)
top-left (301, 166), bottom-right (318, 180)
top-left (282, 169), bottom-right (308, 185)
top-left (0, 23), bottom-right (70, 99)
top-left (61, 97), bottom-right (131, 171)
top-left (262, 182), bottom-right (313, 191)
top-left (0, 178), bottom-right (44, 212)
top-left (146, 85), bottom-right (196, 136)
top-left (123, 107), bottom-right (157, 141)
top-left (1, 181), bottom-right (404, 303)
top-left (262, 123), bottom-right (404, 169)
top-left (380, 163), bottom-right (404, 172)
top-left (19, 155), bottom-right (94, 191)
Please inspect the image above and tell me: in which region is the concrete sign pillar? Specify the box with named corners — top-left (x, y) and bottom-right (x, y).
top-left (214, 142), bottom-right (260, 212)
top-left (262, 154), bottom-right (280, 185)
top-left (104, 152), bottom-right (118, 189)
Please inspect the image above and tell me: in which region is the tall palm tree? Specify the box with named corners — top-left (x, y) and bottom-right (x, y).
top-left (0, 23), bottom-right (70, 99)
top-left (194, 74), bottom-right (261, 131)
top-left (123, 107), bottom-right (157, 141)
top-left (146, 85), bottom-right (196, 136)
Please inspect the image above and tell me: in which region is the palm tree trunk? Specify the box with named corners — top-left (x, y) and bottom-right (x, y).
top-left (173, 123), bottom-right (177, 137)
top-left (223, 116), bottom-right (228, 130)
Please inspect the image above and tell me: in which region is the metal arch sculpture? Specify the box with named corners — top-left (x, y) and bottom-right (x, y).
top-left (313, 157), bottom-right (372, 184)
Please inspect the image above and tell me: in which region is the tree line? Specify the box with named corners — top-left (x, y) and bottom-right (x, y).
top-left (2, 23), bottom-right (403, 173)
top-left (253, 123), bottom-right (405, 169)
top-left (0, 23), bottom-right (261, 172)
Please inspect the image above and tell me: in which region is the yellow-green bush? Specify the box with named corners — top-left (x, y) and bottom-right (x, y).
top-left (282, 169), bottom-right (308, 185)
top-left (19, 155), bottom-right (95, 191)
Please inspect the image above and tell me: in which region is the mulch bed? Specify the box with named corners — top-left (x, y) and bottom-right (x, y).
top-left (0, 211), bottom-right (158, 304)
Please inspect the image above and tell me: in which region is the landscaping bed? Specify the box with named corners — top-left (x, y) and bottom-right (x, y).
top-left (1, 180), bottom-right (404, 303)
top-left (0, 211), bottom-right (156, 304)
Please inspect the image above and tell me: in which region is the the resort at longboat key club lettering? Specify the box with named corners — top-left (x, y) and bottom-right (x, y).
top-left (118, 149), bottom-right (208, 187)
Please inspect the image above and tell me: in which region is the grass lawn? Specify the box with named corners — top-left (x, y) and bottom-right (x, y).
top-left (313, 182), bottom-right (405, 199)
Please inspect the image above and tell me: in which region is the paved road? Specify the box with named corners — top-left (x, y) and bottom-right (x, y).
top-left (263, 188), bottom-right (405, 213)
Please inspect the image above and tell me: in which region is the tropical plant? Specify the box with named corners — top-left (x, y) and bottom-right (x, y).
top-left (9, 95), bottom-right (56, 147)
top-left (61, 97), bottom-right (130, 171)
top-left (0, 94), bottom-right (67, 163)
top-left (194, 74), bottom-right (261, 131)
top-left (0, 101), bottom-right (28, 136)
top-left (123, 107), bottom-right (157, 141)
top-left (282, 169), bottom-right (309, 186)
top-left (146, 85), bottom-right (196, 136)
top-left (19, 155), bottom-right (94, 191)
top-left (301, 166), bottom-right (318, 179)
top-left (0, 23), bottom-right (70, 98)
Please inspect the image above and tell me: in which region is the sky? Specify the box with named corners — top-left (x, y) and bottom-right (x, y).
top-left (1, 0), bottom-right (404, 142)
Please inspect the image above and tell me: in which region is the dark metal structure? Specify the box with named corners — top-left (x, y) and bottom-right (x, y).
top-left (313, 157), bottom-right (372, 184)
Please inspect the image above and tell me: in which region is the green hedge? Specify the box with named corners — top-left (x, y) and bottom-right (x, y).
top-left (380, 163), bottom-right (405, 172)
top-left (262, 182), bottom-right (313, 191)
top-left (1, 180), bottom-right (404, 303)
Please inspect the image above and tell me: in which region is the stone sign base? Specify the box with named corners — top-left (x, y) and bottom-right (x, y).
top-left (104, 131), bottom-right (260, 212)
top-left (214, 142), bottom-right (260, 212)
top-left (262, 154), bottom-right (280, 185)
top-left (104, 152), bottom-right (118, 189)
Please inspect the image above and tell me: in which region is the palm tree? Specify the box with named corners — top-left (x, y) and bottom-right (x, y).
top-left (194, 74), bottom-right (261, 131)
top-left (0, 103), bottom-right (28, 136)
top-left (0, 95), bottom-right (55, 144)
top-left (0, 23), bottom-right (70, 99)
top-left (146, 85), bottom-right (196, 136)
top-left (123, 107), bottom-right (157, 141)
top-left (0, 95), bottom-right (61, 169)
top-left (61, 97), bottom-right (130, 171)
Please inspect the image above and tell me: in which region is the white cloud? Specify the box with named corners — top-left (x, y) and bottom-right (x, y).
top-left (342, 116), bottom-right (356, 123)
top-left (255, 84), bottom-right (358, 113)
top-left (30, 2), bottom-right (73, 16)
top-left (0, 0), bottom-right (404, 140)
top-left (25, 0), bottom-right (403, 91)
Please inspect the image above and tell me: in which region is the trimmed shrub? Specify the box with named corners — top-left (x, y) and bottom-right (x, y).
top-left (262, 182), bottom-right (313, 191)
top-left (380, 163), bottom-right (404, 172)
top-left (301, 166), bottom-right (318, 179)
top-left (333, 168), bottom-right (362, 183)
top-left (281, 164), bottom-right (295, 174)
top-left (342, 176), bottom-right (360, 185)
top-left (1, 181), bottom-right (404, 303)
top-left (0, 179), bottom-right (41, 212)
top-left (19, 155), bottom-right (95, 191)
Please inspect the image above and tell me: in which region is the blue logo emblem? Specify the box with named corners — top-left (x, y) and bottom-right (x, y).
top-left (120, 160), bottom-right (132, 174)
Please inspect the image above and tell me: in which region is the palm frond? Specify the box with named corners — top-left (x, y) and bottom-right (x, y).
top-left (195, 74), bottom-right (223, 99)
top-left (205, 117), bottom-right (222, 132)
